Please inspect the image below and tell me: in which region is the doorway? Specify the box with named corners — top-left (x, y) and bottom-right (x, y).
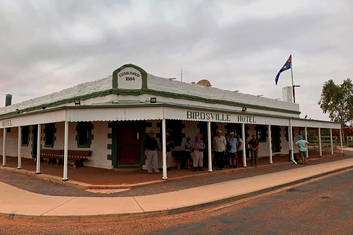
top-left (271, 126), bottom-right (281, 153)
top-left (116, 122), bottom-right (142, 166)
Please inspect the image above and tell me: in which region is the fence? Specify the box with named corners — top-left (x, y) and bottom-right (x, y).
top-left (307, 136), bottom-right (337, 151)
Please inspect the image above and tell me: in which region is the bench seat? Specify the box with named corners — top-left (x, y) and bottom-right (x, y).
top-left (40, 149), bottom-right (92, 168)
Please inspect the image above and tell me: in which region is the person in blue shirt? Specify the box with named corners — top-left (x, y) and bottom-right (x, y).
top-left (227, 132), bottom-right (238, 168)
top-left (296, 135), bottom-right (309, 164)
top-left (192, 134), bottom-right (205, 171)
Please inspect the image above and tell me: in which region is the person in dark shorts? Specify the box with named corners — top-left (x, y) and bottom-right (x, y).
top-left (249, 135), bottom-right (259, 167)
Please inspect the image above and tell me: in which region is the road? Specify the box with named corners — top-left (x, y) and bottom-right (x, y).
top-left (1, 168), bottom-right (353, 234)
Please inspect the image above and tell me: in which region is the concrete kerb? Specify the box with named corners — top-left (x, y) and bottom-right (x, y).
top-left (0, 160), bottom-right (293, 190)
top-left (0, 154), bottom-right (339, 191)
top-left (1, 164), bottom-right (352, 223)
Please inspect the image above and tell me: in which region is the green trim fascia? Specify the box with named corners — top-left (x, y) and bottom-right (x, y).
top-left (140, 88), bottom-right (301, 115)
top-left (112, 64), bottom-right (148, 89)
top-left (0, 102), bottom-right (339, 126)
top-left (0, 87), bottom-right (302, 120)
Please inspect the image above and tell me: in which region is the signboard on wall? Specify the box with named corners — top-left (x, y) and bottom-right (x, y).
top-left (117, 67), bottom-right (143, 89)
top-left (186, 110), bottom-right (256, 124)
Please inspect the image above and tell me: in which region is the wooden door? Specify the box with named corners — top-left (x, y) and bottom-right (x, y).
top-left (272, 126), bottom-right (281, 153)
top-left (117, 126), bottom-right (141, 165)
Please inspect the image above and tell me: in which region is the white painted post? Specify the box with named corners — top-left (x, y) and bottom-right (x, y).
top-left (18, 126), bottom-right (21, 169)
top-left (330, 128), bottom-right (333, 156)
top-left (268, 125), bottom-right (273, 164)
top-left (63, 121), bottom-right (69, 181)
top-left (242, 123), bottom-right (247, 167)
top-left (162, 118), bottom-right (167, 180)
top-left (36, 124), bottom-right (41, 174)
top-left (289, 120), bottom-right (296, 164)
top-left (318, 128), bottom-right (322, 157)
top-left (305, 127), bottom-right (309, 158)
top-left (339, 128), bottom-right (343, 153)
top-left (207, 121), bottom-right (212, 172)
top-left (2, 128), bottom-right (6, 166)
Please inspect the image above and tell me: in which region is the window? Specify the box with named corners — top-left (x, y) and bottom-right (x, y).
top-left (76, 122), bottom-right (93, 148)
top-left (21, 126), bottom-right (30, 146)
top-left (44, 123), bottom-right (55, 147)
top-left (255, 125), bottom-right (267, 142)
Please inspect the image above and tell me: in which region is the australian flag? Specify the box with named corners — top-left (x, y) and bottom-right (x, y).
top-left (275, 55), bottom-right (291, 85)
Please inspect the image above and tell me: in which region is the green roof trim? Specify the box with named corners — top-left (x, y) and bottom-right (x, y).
top-left (0, 102), bottom-right (338, 125)
top-left (0, 87), bottom-right (301, 121)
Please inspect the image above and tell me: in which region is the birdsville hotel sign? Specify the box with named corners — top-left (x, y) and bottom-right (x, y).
top-left (186, 111), bottom-right (255, 124)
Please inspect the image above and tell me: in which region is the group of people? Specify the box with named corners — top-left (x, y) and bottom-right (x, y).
top-left (212, 130), bottom-right (260, 169)
top-left (185, 130), bottom-right (260, 171)
top-left (144, 129), bottom-right (310, 174)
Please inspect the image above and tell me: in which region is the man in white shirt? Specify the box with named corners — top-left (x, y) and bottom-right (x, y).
top-left (213, 130), bottom-right (227, 170)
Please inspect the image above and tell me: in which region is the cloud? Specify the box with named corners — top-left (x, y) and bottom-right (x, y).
top-left (0, 0), bottom-right (352, 121)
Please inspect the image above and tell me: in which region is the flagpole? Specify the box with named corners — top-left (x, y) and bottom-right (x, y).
top-left (290, 54), bottom-right (295, 103)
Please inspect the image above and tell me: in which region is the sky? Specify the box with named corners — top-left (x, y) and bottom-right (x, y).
top-left (0, 0), bottom-right (352, 121)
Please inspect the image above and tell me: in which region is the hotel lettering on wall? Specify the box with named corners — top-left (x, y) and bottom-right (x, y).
top-left (186, 111), bottom-right (255, 124)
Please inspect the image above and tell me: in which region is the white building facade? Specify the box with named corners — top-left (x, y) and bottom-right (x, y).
top-left (0, 64), bottom-right (342, 180)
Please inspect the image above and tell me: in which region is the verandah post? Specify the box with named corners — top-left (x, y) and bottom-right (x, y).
top-left (242, 123), bottom-right (247, 167)
top-left (36, 124), bottom-right (41, 174)
top-left (18, 126), bottom-right (21, 169)
top-left (207, 121), bottom-right (212, 172)
top-left (2, 128), bottom-right (6, 166)
top-left (162, 118), bottom-right (167, 180)
top-left (305, 127), bottom-right (309, 158)
top-left (330, 128), bottom-right (333, 156)
top-left (289, 119), bottom-right (296, 164)
top-left (339, 128), bottom-right (343, 153)
top-left (268, 125), bottom-right (272, 164)
top-left (63, 121), bottom-right (69, 181)
top-left (318, 127), bottom-right (322, 157)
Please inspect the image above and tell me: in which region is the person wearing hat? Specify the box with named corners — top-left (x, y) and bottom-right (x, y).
top-left (213, 129), bottom-right (227, 169)
top-left (192, 134), bottom-right (205, 171)
top-left (296, 135), bottom-right (309, 164)
top-left (144, 131), bottom-right (160, 173)
top-left (227, 131), bottom-right (238, 168)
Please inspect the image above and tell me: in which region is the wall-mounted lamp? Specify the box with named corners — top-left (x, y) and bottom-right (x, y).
top-left (42, 106), bottom-right (47, 110)
top-left (74, 99), bottom-right (81, 105)
top-left (242, 107), bottom-right (247, 112)
top-left (150, 97), bottom-right (157, 103)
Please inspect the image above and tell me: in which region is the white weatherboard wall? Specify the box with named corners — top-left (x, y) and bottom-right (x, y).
top-left (0, 126), bottom-right (33, 159)
top-left (52, 122), bottom-right (112, 169)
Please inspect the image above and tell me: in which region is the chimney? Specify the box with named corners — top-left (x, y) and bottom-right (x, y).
top-left (5, 94), bottom-right (12, 107)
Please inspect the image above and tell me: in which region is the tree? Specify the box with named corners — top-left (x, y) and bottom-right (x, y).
top-left (319, 78), bottom-right (353, 142)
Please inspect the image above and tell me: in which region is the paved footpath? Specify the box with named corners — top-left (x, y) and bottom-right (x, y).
top-left (1, 157), bottom-right (353, 219)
